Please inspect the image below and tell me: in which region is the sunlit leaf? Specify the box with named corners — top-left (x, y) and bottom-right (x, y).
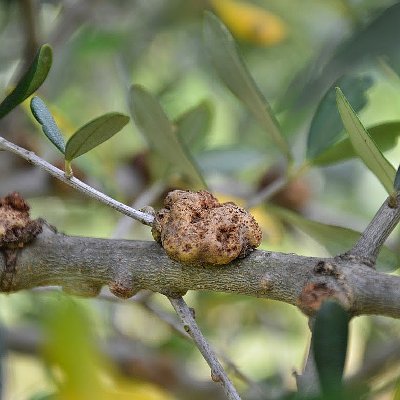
top-left (30, 96), bottom-right (65, 153)
top-left (307, 75), bottom-right (373, 160)
top-left (313, 121), bottom-right (400, 166)
top-left (336, 88), bottom-right (395, 194)
top-left (39, 295), bottom-right (107, 400)
top-left (270, 205), bottom-right (398, 271)
top-left (0, 44), bottom-right (52, 119)
top-left (130, 84), bottom-right (206, 189)
top-left (203, 12), bottom-right (291, 160)
top-left (175, 100), bottom-right (212, 153)
top-left (210, 0), bottom-right (286, 46)
top-left (65, 113), bottom-right (129, 161)
top-left (313, 300), bottom-right (349, 399)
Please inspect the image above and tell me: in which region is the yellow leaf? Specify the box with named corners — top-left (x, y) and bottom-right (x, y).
top-left (104, 380), bottom-right (174, 400)
top-left (210, 0), bottom-right (286, 46)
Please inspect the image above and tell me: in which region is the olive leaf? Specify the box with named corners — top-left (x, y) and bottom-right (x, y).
top-left (65, 113), bottom-right (130, 161)
top-left (307, 74), bottom-right (373, 160)
top-left (336, 88), bottom-right (395, 194)
top-left (203, 12), bottom-right (291, 160)
top-left (313, 121), bottom-right (400, 166)
top-left (175, 100), bottom-right (212, 153)
top-left (130, 84), bottom-right (207, 189)
top-left (30, 96), bottom-right (65, 154)
top-left (0, 44), bottom-right (52, 119)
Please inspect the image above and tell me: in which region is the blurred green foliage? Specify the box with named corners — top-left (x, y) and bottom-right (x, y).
top-left (1, 1), bottom-right (400, 399)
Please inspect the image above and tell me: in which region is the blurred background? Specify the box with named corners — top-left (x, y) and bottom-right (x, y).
top-left (1, 0), bottom-right (400, 399)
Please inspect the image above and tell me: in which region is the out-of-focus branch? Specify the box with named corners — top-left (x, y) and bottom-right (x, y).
top-left (346, 339), bottom-right (400, 389)
top-left (18, 0), bottom-right (39, 71)
top-left (296, 323), bottom-right (320, 397)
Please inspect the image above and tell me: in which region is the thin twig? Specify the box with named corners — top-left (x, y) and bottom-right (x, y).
top-left (112, 180), bottom-right (165, 238)
top-left (0, 137), bottom-right (154, 226)
top-left (169, 297), bottom-right (242, 400)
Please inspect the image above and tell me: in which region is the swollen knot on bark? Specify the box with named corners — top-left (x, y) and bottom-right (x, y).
top-left (0, 192), bottom-right (43, 290)
top-left (296, 260), bottom-right (352, 316)
top-left (151, 190), bottom-right (262, 265)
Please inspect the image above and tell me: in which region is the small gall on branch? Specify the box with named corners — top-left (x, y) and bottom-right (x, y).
top-left (0, 192), bottom-right (43, 291)
top-left (152, 190), bottom-right (262, 265)
top-left (0, 192), bottom-right (43, 249)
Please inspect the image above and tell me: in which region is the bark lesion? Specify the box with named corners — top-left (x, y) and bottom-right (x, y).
top-left (0, 192), bottom-right (43, 290)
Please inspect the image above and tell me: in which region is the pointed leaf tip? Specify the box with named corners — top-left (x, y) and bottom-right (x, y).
top-left (30, 96), bottom-right (65, 153)
top-left (65, 112), bottom-right (130, 161)
top-left (336, 87), bottom-right (395, 194)
top-left (395, 164), bottom-right (400, 191)
top-left (0, 44), bottom-right (52, 119)
top-left (203, 12), bottom-right (291, 160)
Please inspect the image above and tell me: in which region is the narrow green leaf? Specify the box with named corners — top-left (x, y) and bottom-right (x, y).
top-left (394, 164), bottom-right (400, 191)
top-left (130, 84), bottom-right (206, 189)
top-left (65, 113), bottom-right (129, 161)
top-left (0, 44), bottom-right (52, 119)
top-left (313, 301), bottom-right (349, 399)
top-left (175, 100), bottom-right (212, 153)
top-left (313, 121), bottom-right (400, 166)
top-left (336, 88), bottom-right (395, 194)
top-left (30, 96), bottom-right (65, 153)
top-left (39, 295), bottom-right (106, 398)
top-left (270, 206), bottom-right (398, 271)
top-left (307, 75), bottom-right (373, 160)
top-left (203, 12), bottom-right (291, 160)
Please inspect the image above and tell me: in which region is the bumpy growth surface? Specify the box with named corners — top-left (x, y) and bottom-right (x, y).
top-left (0, 192), bottom-right (42, 248)
top-left (152, 190), bottom-right (262, 265)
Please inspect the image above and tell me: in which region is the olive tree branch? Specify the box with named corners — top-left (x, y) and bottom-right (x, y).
top-left (347, 194), bottom-right (400, 267)
top-left (169, 297), bottom-right (242, 400)
top-left (0, 136), bottom-right (154, 226)
top-left (1, 226), bottom-right (400, 318)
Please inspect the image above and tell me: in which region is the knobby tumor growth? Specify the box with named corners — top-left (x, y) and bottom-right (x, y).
top-left (0, 192), bottom-right (42, 248)
top-left (152, 190), bottom-right (262, 265)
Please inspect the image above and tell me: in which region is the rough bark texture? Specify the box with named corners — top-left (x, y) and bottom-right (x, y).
top-left (1, 225), bottom-right (399, 318)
